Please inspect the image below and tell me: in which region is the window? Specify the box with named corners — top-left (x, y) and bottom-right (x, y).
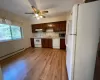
top-left (0, 24), bottom-right (22, 42)
top-left (0, 24), bottom-right (11, 41)
top-left (11, 25), bottom-right (22, 40)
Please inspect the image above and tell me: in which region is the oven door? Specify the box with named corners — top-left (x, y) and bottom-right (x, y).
top-left (34, 39), bottom-right (41, 45)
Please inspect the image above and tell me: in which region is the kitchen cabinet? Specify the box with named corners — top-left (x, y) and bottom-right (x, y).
top-left (53, 22), bottom-right (60, 32)
top-left (59, 21), bottom-right (66, 31)
top-left (30, 38), bottom-right (34, 47)
top-left (32, 24), bottom-right (46, 32)
top-left (31, 21), bottom-right (66, 33)
top-left (41, 39), bottom-right (48, 48)
top-left (48, 39), bottom-right (52, 48)
top-left (53, 38), bottom-right (60, 49)
top-left (60, 39), bottom-right (66, 49)
top-left (42, 39), bottom-right (52, 48)
top-left (31, 38), bottom-right (65, 49)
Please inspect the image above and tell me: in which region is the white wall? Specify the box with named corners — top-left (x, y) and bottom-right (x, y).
top-left (67, 12), bottom-right (72, 20)
top-left (0, 8), bottom-right (32, 58)
top-left (31, 15), bottom-right (67, 24)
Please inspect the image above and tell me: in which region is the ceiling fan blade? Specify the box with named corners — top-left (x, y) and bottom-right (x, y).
top-left (31, 6), bottom-right (38, 12)
top-left (41, 11), bottom-right (48, 14)
top-left (42, 16), bottom-right (46, 18)
top-left (25, 12), bottom-right (34, 14)
top-left (31, 6), bottom-right (36, 9)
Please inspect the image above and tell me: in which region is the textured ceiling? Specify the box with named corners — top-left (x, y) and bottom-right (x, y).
top-left (0, 0), bottom-right (83, 20)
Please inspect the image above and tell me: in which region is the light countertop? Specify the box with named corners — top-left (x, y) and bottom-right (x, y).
top-left (31, 37), bottom-right (65, 39)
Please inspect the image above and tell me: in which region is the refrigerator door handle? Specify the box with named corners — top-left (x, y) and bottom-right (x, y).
top-left (69, 34), bottom-right (77, 35)
top-left (65, 35), bottom-right (67, 46)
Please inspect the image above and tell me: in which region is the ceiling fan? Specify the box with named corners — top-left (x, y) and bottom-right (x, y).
top-left (25, 6), bottom-right (48, 19)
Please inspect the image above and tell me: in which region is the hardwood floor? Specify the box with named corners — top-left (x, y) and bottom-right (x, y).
top-left (0, 48), bottom-right (68, 80)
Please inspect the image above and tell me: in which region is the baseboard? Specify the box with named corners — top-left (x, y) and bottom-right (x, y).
top-left (0, 48), bottom-right (25, 60)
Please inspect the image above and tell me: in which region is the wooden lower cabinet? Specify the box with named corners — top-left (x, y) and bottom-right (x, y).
top-left (48, 39), bottom-right (52, 48)
top-left (60, 39), bottom-right (66, 49)
top-left (30, 38), bottom-right (34, 47)
top-left (30, 38), bottom-right (65, 49)
top-left (41, 39), bottom-right (48, 48)
top-left (42, 39), bottom-right (52, 48)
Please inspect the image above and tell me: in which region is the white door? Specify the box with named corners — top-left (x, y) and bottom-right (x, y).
top-left (53, 38), bottom-right (60, 49)
top-left (66, 4), bottom-right (78, 80)
top-left (67, 34), bottom-right (76, 80)
top-left (74, 1), bottom-right (100, 80)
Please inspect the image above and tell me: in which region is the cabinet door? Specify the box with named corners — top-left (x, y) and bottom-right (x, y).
top-left (53, 38), bottom-right (60, 49)
top-left (48, 39), bottom-right (52, 48)
top-left (60, 39), bottom-right (66, 49)
top-left (45, 23), bottom-right (54, 30)
top-left (30, 38), bottom-right (34, 47)
top-left (31, 25), bottom-right (36, 33)
top-left (53, 22), bottom-right (60, 32)
top-left (42, 39), bottom-right (52, 48)
top-left (32, 24), bottom-right (45, 32)
top-left (59, 21), bottom-right (66, 31)
top-left (42, 23), bottom-right (46, 32)
top-left (42, 39), bottom-right (48, 48)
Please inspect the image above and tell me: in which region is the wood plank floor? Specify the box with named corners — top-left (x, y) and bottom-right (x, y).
top-left (0, 48), bottom-right (68, 80)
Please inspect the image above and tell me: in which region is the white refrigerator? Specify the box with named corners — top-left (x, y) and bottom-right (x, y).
top-left (66, 1), bottom-right (100, 80)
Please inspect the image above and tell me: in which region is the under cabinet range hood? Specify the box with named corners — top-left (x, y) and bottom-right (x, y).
top-left (35, 29), bottom-right (43, 32)
top-left (46, 29), bottom-right (54, 32)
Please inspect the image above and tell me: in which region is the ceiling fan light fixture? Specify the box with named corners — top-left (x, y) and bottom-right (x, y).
top-left (40, 16), bottom-right (43, 18)
top-left (35, 13), bottom-right (39, 17)
top-left (37, 17), bottom-right (40, 20)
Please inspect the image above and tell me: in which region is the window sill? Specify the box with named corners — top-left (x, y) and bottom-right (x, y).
top-left (0, 38), bottom-right (23, 43)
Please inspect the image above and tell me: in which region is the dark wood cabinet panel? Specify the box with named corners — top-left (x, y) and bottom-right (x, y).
top-left (42, 39), bottom-right (48, 48)
top-left (59, 21), bottom-right (66, 31)
top-left (31, 25), bottom-right (35, 33)
top-left (85, 0), bottom-right (97, 3)
top-left (53, 22), bottom-right (60, 32)
top-left (60, 39), bottom-right (66, 49)
top-left (31, 38), bottom-right (66, 49)
top-left (32, 24), bottom-right (46, 32)
top-left (48, 39), bottom-right (52, 48)
top-left (31, 21), bottom-right (66, 33)
top-left (42, 39), bottom-right (52, 48)
top-left (30, 38), bottom-right (34, 47)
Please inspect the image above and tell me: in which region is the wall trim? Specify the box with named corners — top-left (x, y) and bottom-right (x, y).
top-left (0, 48), bottom-right (25, 60)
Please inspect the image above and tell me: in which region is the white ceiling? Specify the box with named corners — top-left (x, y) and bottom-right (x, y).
top-left (0, 0), bottom-right (83, 20)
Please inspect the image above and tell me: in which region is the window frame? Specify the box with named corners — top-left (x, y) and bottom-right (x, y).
top-left (0, 23), bottom-right (23, 43)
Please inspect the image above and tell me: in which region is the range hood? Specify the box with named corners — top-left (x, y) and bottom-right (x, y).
top-left (46, 29), bottom-right (54, 32)
top-left (35, 29), bottom-right (43, 32)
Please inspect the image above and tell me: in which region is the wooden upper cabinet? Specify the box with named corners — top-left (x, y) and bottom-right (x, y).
top-left (53, 21), bottom-right (66, 32)
top-left (32, 24), bottom-right (46, 32)
top-left (53, 22), bottom-right (60, 32)
top-left (31, 21), bottom-right (66, 33)
top-left (59, 21), bottom-right (66, 32)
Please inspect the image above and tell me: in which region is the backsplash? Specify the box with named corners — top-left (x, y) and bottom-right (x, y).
top-left (33, 32), bottom-right (59, 38)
